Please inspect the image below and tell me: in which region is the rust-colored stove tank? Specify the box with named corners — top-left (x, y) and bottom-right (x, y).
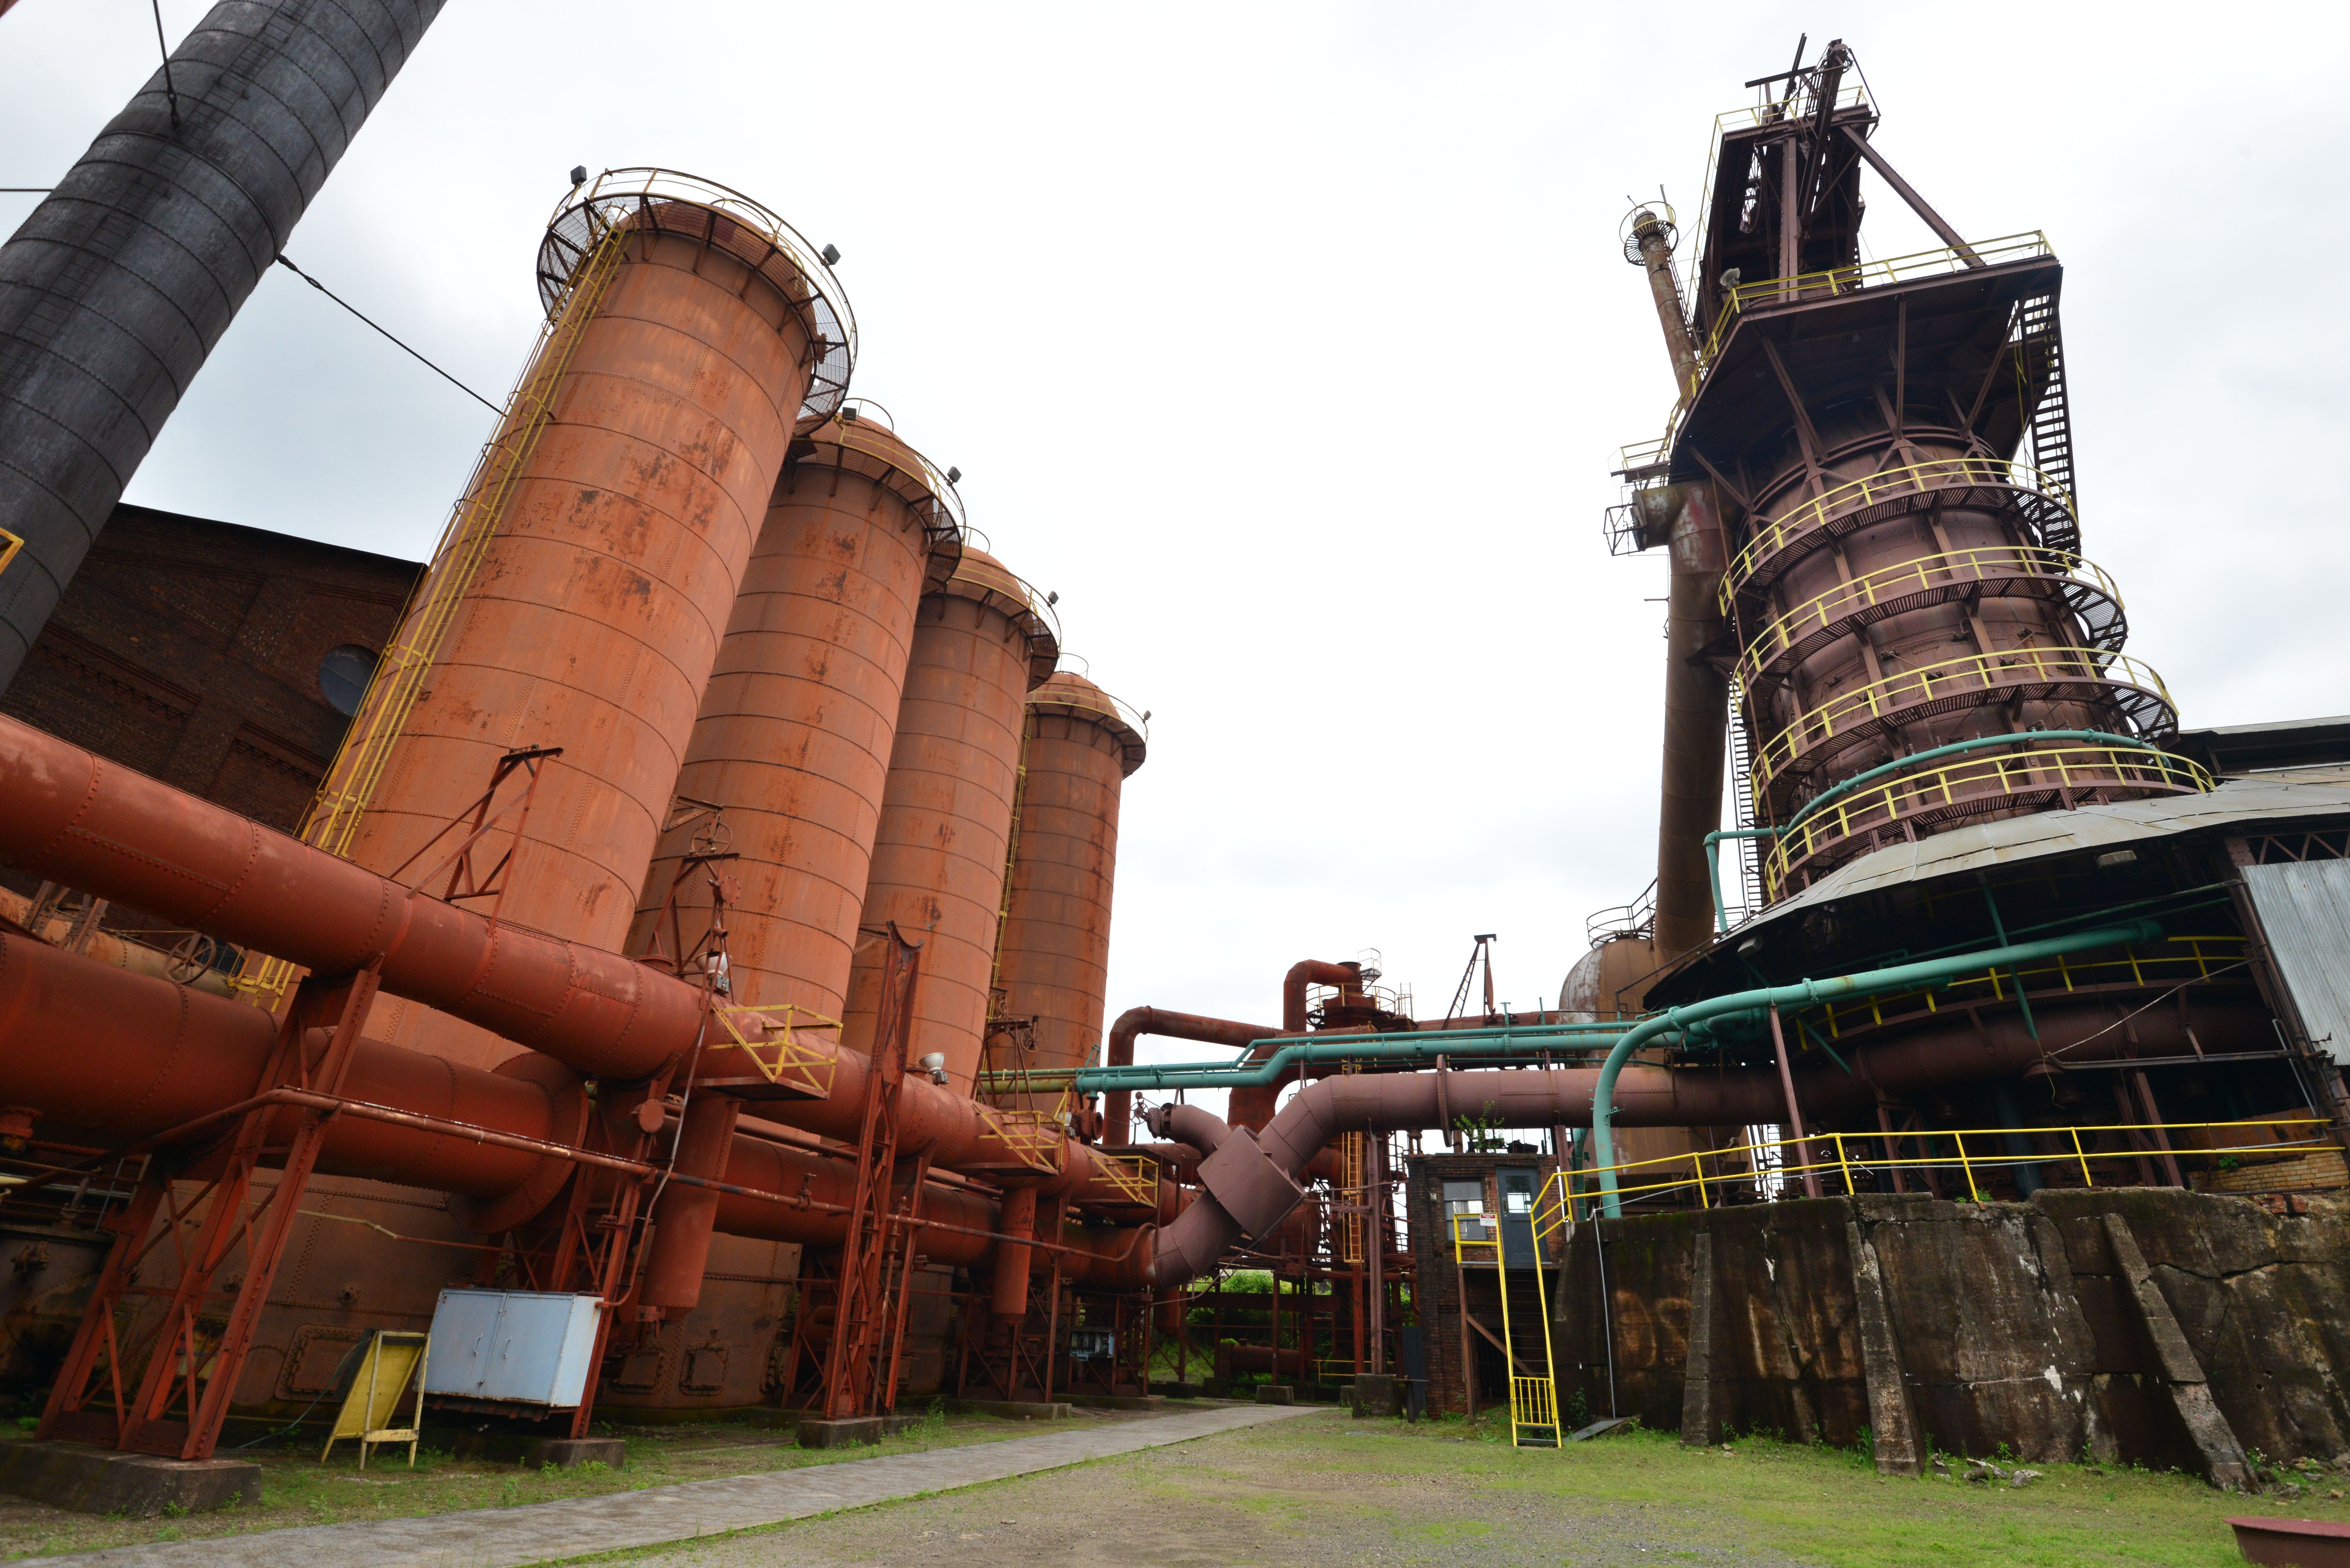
top-left (836, 548), bottom-right (1059, 1094)
top-left (628, 407), bottom-right (961, 1022)
top-left (993, 672), bottom-right (1148, 1084)
top-left (336, 172), bottom-right (851, 1069)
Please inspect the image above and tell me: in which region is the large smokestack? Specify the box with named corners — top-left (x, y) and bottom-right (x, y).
top-left (1625, 210), bottom-right (1730, 959)
top-left (0, 0), bottom-right (445, 692)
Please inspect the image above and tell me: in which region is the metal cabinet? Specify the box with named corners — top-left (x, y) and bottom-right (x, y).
top-left (422, 1290), bottom-right (601, 1411)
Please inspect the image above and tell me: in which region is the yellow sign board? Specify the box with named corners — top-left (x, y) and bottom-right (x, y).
top-left (322, 1330), bottom-right (430, 1468)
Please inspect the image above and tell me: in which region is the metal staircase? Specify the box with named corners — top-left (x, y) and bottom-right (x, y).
top-left (1726, 678), bottom-right (1764, 919)
top-left (2014, 293), bottom-right (2079, 553)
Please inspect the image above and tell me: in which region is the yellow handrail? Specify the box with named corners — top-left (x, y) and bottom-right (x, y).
top-left (710, 1002), bottom-right (841, 1099)
top-left (1723, 456), bottom-right (2077, 609)
top-left (1450, 1210), bottom-right (1563, 1447)
top-left (1094, 1151), bottom-right (1161, 1208)
top-left (1761, 744), bottom-right (2211, 898)
top-left (1543, 1115), bottom-right (2333, 1222)
top-left (1694, 232), bottom-right (2054, 370)
top-left (1735, 547), bottom-right (2123, 691)
top-left (1751, 646), bottom-right (2177, 793)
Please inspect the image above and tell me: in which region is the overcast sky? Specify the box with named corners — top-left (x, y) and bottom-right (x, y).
top-left (6, 2), bottom-right (2347, 1093)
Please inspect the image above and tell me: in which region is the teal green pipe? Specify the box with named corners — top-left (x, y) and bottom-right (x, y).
top-left (1586, 918), bottom-right (2163, 1217)
top-left (1704, 828), bottom-right (1782, 934)
top-left (1071, 1022), bottom-right (1637, 1093)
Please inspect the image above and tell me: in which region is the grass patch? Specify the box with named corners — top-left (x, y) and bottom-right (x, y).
top-left (1239, 1414), bottom-right (2331, 1567)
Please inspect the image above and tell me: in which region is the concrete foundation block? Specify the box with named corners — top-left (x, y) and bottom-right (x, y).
top-left (1351, 1373), bottom-right (1400, 1418)
top-left (1255, 1384), bottom-right (1295, 1406)
top-left (797, 1417), bottom-right (884, 1449)
top-left (0, 1441), bottom-right (261, 1516)
top-left (795, 1414), bottom-right (921, 1449)
top-left (447, 1434), bottom-right (627, 1470)
top-left (1065, 1393), bottom-right (1166, 1411)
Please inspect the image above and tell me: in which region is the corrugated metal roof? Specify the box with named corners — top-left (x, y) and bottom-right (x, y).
top-left (2244, 859), bottom-right (2350, 1065)
top-left (1748, 771), bottom-right (2350, 930)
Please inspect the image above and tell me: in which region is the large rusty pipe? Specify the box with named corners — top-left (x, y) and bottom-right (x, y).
top-left (1142, 995), bottom-right (2245, 1284)
top-left (0, 712), bottom-right (1144, 1210)
top-left (639, 1095), bottom-right (741, 1314)
top-left (0, 931), bottom-right (1155, 1285)
top-left (990, 1185), bottom-right (1040, 1318)
top-left (0, 930), bottom-right (570, 1205)
top-left (0, 713), bottom-right (703, 1081)
top-left (1102, 1007), bottom-right (1281, 1145)
top-left (1653, 483), bottom-right (1731, 961)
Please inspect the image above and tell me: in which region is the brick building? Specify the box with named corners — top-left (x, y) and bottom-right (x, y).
top-left (0, 504), bottom-right (419, 966)
top-left (0, 504), bottom-right (419, 834)
top-left (1404, 1149), bottom-right (1564, 1416)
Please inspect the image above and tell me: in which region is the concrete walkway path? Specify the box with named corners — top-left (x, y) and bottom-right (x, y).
top-left (49, 1404), bottom-right (1320, 1568)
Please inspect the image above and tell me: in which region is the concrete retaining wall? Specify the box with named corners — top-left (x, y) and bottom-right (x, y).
top-left (1542, 1189), bottom-right (2350, 1478)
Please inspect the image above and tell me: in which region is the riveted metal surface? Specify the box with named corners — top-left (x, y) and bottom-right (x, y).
top-left (630, 413), bottom-right (956, 1020)
top-left (1735, 427), bottom-right (2163, 895)
top-left (348, 215), bottom-right (821, 1068)
top-left (837, 548), bottom-right (1057, 1093)
top-left (997, 672), bottom-right (1148, 1078)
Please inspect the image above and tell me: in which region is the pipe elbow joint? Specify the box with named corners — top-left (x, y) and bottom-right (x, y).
top-left (1195, 1124), bottom-right (1304, 1241)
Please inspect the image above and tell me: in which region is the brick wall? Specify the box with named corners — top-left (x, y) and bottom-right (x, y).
top-left (0, 504), bottom-right (419, 833)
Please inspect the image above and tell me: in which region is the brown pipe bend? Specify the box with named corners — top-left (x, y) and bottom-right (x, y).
top-left (1222, 961), bottom-right (1357, 1133)
top-left (1146, 994), bottom-right (2249, 1284)
top-left (1102, 1007), bottom-right (1281, 1145)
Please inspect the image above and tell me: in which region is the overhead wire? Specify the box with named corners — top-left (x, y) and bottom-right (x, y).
top-left (148, 0), bottom-right (182, 129)
top-left (273, 254), bottom-right (504, 415)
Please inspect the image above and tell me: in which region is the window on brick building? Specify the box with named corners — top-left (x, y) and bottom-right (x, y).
top-left (318, 644), bottom-right (380, 716)
top-left (1442, 1179), bottom-right (1488, 1243)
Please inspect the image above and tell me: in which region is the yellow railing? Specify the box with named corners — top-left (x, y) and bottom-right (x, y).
top-left (710, 1002), bottom-right (841, 1098)
top-left (1803, 934), bottom-right (2246, 1041)
top-left (1723, 457), bottom-right (2077, 609)
top-left (1450, 1209), bottom-right (1564, 1447)
top-left (1735, 547), bottom-right (2123, 691)
top-left (1546, 1115), bottom-right (2335, 1218)
top-left (0, 526), bottom-right (20, 578)
top-left (1694, 232), bottom-right (2054, 370)
top-left (973, 1097), bottom-right (1070, 1176)
top-left (1093, 1151), bottom-right (1160, 1208)
top-left (829, 411), bottom-right (965, 535)
top-left (1751, 646), bottom-right (2178, 793)
top-left (238, 227), bottom-right (633, 1004)
top-left (1511, 1376), bottom-right (1559, 1436)
top-left (1763, 745), bottom-right (2212, 898)
top-left (1618, 436), bottom-right (1670, 476)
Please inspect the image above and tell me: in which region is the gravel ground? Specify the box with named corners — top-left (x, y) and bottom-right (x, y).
top-left (614, 1410), bottom-right (2311, 1568)
top-left (623, 1416), bottom-right (1820, 1568)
